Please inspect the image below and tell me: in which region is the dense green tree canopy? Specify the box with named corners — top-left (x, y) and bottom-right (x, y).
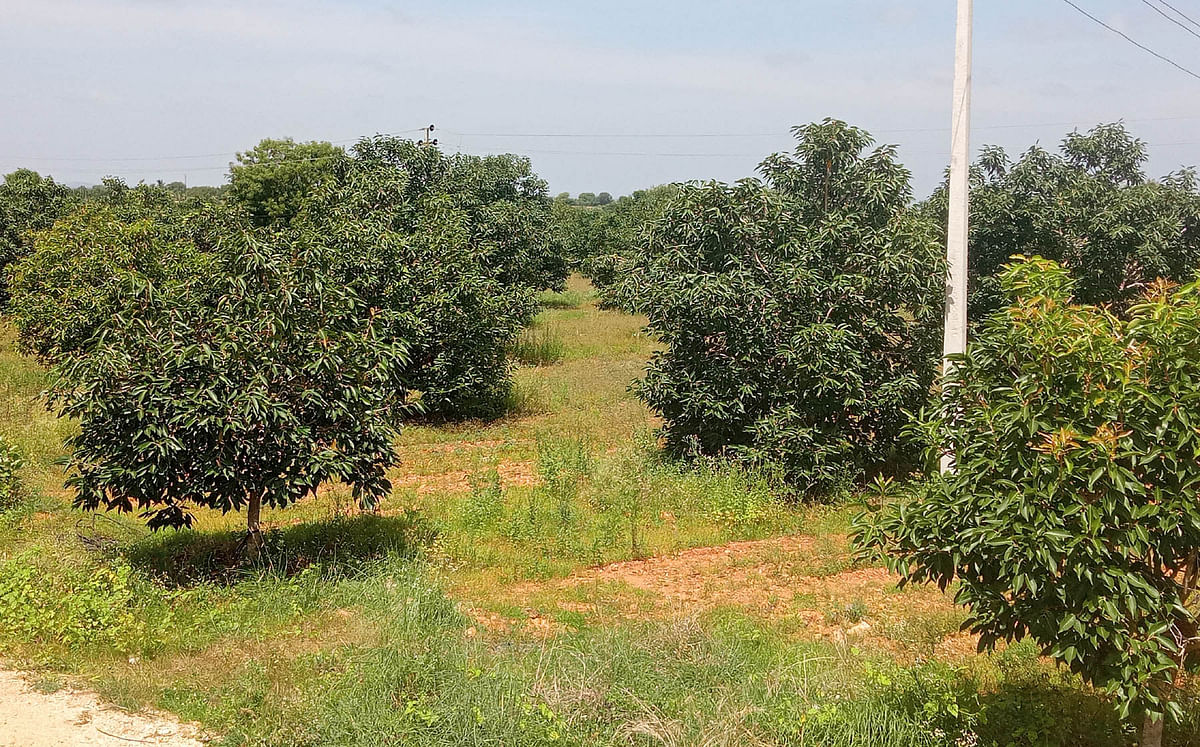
top-left (0, 169), bottom-right (76, 306)
top-left (41, 216), bottom-right (408, 540)
top-left (7, 204), bottom-right (217, 365)
top-left (6, 179), bottom-right (235, 365)
top-left (229, 138), bottom-right (346, 227)
top-left (295, 136), bottom-right (558, 418)
top-left (856, 258), bottom-right (1200, 732)
top-left (625, 120), bottom-right (943, 491)
top-left (924, 123), bottom-right (1200, 318)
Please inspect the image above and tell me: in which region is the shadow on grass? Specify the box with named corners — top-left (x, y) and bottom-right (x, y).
top-left (124, 510), bottom-right (436, 588)
top-left (973, 682), bottom-right (1134, 746)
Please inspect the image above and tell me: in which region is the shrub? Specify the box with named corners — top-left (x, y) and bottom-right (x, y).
top-left (0, 551), bottom-right (173, 656)
top-left (855, 257), bottom-right (1200, 741)
top-left (693, 460), bottom-right (775, 529)
top-left (537, 288), bottom-right (583, 310)
top-left (0, 436), bottom-right (24, 511)
top-left (461, 471), bottom-right (505, 532)
top-left (512, 323), bottom-right (565, 367)
top-left (624, 120), bottom-right (943, 493)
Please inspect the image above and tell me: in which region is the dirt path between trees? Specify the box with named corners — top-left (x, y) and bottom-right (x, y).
top-left (0, 669), bottom-right (204, 746)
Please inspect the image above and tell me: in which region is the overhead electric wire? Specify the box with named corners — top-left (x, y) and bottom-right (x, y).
top-left (1060, 0), bottom-right (1200, 81)
top-left (1141, 0), bottom-right (1200, 42)
top-left (0, 128), bottom-right (426, 164)
top-left (7, 116), bottom-right (1200, 173)
top-left (446, 115), bottom-right (1200, 140)
top-left (1155, 0), bottom-right (1200, 32)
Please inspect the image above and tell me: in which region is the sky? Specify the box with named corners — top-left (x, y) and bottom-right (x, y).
top-left (2, 0), bottom-right (1200, 198)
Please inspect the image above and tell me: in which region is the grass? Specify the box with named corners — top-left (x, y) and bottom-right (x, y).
top-left (0, 273), bottom-right (1188, 745)
top-left (512, 322), bottom-right (566, 366)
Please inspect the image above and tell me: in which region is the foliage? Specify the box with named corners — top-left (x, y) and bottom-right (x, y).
top-left (229, 138), bottom-right (347, 227)
top-left (45, 224), bottom-right (410, 533)
top-left (0, 435), bottom-right (24, 511)
top-left (0, 169), bottom-right (76, 306)
top-left (625, 120), bottom-right (944, 492)
top-left (695, 459), bottom-right (776, 529)
top-left (855, 256), bottom-right (1200, 725)
top-left (537, 286), bottom-right (584, 309)
top-left (550, 186), bottom-right (675, 295)
top-left (461, 471), bottom-right (505, 532)
top-left (565, 191), bottom-right (614, 207)
top-left (297, 136), bottom-right (558, 419)
top-left (0, 550), bottom-right (173, 656)
top-left (73, 178), bottom-right (229, 205)
top-left (923, 122), bottom-right (1200, 318)
top-left (6, 202), bottom-right (220, 364)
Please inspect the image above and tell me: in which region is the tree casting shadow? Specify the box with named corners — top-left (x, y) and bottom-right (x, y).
top-left (123, 510), bottom-right (435, 587)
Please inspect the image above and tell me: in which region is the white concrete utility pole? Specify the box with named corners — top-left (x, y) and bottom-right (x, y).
top-left (941, 0), bottom-right (973, 474)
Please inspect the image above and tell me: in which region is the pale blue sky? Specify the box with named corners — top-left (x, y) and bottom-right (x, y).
top-left (3, 0), bottom-right (1199, 197)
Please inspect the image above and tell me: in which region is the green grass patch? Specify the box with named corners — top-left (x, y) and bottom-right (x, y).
top-left (512, 323), bottom-right (566, 367)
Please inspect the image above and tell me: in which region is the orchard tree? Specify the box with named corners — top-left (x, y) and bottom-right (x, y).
top-left (923, 122), bottom-right (1200, 318)
top-left (0, 169), bottom-right (76, 305)
top-left (855, 258), bottom-right (1200, 747)
top-left (229, 138), bottom-right (346, 227)
top-left (295, 136), bottom-right (555, 419)
top-left (7, 197), bottom-right (227, 364)
top-left (440, 148), bottom-right (567, 292)
top-left (624, 120), bottom-right (943, 492)
top-left (44, 225), bottom-right (408, 552)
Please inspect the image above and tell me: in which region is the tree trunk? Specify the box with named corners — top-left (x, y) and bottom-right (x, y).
top-left (1142, 712), bottom-right (1163, 747)
top-left (246, 493), bottom-right (263, 562)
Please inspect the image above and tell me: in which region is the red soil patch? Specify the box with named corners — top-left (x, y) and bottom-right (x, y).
top-left (394, 460), bottom-right (536, 495)
top-left (493, 534), bottom-right (957, 647)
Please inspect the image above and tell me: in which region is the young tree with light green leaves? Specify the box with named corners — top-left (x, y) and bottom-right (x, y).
top-left (856, 257), bottom-right (1200, 747)
top-left (229, 138), bottom-right (346, 227)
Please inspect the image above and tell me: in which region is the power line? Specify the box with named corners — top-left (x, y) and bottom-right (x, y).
top-left (449, 131), bottom-right (781, 138)
top-left (1155, 0), bottom-right (1200, 32)
top-left (0, 129), bottom-right (426, 164)
top-left (1142, 0), bottom-right (1200, 42)
top-left (448, 116), bottom-right (1200, 139)
top-left (8, 125), bottom-right (1200, 178)
top-left (7, 115), bottom-right (1200, 167)
top-left (1059, 0), bottom-right (1200, 82)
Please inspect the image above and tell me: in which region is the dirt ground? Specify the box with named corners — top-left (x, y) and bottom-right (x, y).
top-left (467, 533), bottom-right (959, 651)
top-left (0, 669), bottom-right (204, 746)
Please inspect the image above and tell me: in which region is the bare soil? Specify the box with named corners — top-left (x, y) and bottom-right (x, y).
top-left (0, 669), bottom-right (204, 746)
top-left (468, 533), bottom-right (958, 648)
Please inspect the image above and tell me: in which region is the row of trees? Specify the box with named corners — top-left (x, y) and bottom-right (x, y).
top-left (563, 121), bottom-right (1200, 493)
top-left (6, 121), bottom-right (1200, 737)
top-left (1, 136), bottom-right (564, 546)
top-left (570, 119), bottom-right (1200, 744)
